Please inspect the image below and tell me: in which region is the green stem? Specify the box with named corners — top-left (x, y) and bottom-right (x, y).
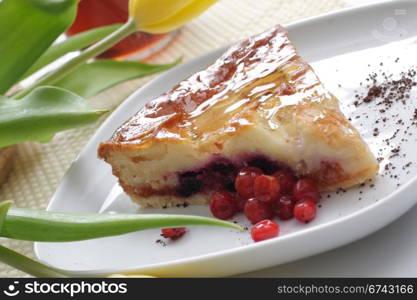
top-left (0, 244), bottom-right (67, 277)
top-left (0, 205), bottom-right (242, 277)
top-left (14, 18), bottom-right (137, 99)
top-left (1, 208), bottom-right (242, 242)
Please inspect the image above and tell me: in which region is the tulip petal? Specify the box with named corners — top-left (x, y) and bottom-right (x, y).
top-left (130, 0), bottom-right (194, 26)
top-left (139, 0), bottom-right (218, 34)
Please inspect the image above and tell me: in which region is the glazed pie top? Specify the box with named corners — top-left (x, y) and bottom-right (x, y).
top-left (107, 25), bottom-right (328, 146)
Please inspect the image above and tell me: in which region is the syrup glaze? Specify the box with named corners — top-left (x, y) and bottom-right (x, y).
top-left (108, 25), bottom-right (337, 146)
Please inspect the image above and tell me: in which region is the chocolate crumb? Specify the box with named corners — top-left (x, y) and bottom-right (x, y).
top-left (156, 239), bottom-right (167, 247)
top-left (391, 147), bottom-right (400, 154)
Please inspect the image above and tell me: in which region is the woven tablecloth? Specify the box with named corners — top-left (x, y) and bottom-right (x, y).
top-left (0, 0), bottom-right (347, 277)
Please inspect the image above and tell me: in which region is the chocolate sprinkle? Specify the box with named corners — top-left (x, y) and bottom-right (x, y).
top-left (349, 61), bottom-right (417, 196)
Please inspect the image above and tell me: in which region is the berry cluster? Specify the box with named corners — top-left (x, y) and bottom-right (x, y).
top-left (160, 167), bottom-right (320, 243)
top-left (210, 167), bottom-right (320, 242)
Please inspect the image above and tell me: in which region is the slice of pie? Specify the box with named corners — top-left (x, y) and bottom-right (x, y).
top-left (98, 25), bottom-right (379, 208)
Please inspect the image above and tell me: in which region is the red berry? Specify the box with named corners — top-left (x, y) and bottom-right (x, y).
top-left (293, 178), bottom-right (320, 202)
top-left (272, 195), bottom-right (296, 220)
top-left (273, 170), bottom-right (297, 195)
top-left (235, 195), bottom-right (247, 212)
top-left (254, 175), bottom-right (281, 203)
top-left (161, 227), bottom-right (186, 240)
top-left (244, 198), bottom-right (272, 224)
top-left (251, 220), bottom-right (280, 242)
top-left (293, 199), bottom-right (317, 223)
top-left (235, 167), bottom-right (263, 199)
top-left (210, 191), bottom-right (238, 220)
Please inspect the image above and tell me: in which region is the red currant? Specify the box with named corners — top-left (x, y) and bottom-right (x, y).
top-left (293, 178), bottom-right (320, 202)
top-left (161, 227), bottom-right (186, 240)
top-left (273, 195), bottom-right (296, 220)
top-left (293, 199), bottom-right (317, 223)
top-left (244, 198), bottom-right (272, 224)
top-left (234, 167), bottom-right (263, 199)
top-left (251, 220), bottom-right (280, 242)
top-left (273, 170), bottom-right (297, 195)
top-left (254, 175), bottom-right (281, 203)
top-left (210, 191), bottom-right (238, 220)
top-left (235, 195), bottom-right (247, 212)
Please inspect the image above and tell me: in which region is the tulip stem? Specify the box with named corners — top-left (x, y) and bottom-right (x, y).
top-left (14, 18), bottom-right (137, 99)
top-left (0, 244), bottom-right (67, 277)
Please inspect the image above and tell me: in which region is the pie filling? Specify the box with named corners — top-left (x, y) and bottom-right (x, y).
top-left (124, 153), bottom-right (347, 200)
top-left (175, 154), bottom-right (289, 198)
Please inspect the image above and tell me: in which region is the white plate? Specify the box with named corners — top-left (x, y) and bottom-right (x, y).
top-left (35, 0), bottom-right (417, 277)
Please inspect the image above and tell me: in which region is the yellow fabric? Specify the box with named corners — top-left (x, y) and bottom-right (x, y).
top-left (0, 0), bottom-right (345, 277)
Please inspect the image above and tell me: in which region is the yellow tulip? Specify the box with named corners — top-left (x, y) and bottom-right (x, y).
top-left (129, 0), bottom-right (219, 33)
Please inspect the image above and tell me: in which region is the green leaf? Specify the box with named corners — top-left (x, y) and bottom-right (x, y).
top-left (0, 0), bottom-right (78, 94)
top-left (1, 207), bottom-right (243, 242)
top-left (24, 24), bottom-right (123, 78)
top-left (0, 86), bottom-right (106, 148)
top-left (53, 59), bottom-right (181, 98)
